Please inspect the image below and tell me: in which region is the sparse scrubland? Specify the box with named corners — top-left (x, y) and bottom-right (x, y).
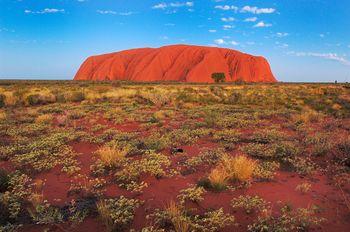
top-left (0, 80), bottom-right (349, 232)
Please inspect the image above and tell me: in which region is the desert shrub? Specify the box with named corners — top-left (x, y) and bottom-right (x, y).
top-left (97, 196), bottom-right (142, 232)
top-left (336, 139), bottom-right (350, 166)
top-left (142, 132), bottom-right (170, 151)
top-left (211, 73), bottom-right (226, 83)
top-left (295, 182), bottom-right (312, 194)
top-left (293, 110), bottom-right (323, 124)
top-left (29, 200), bottom-right (63, 225)
top-left (248, 205), bottom-right (325, 232)
top-left (177, 186), bottom-right (206, 204)
top-left (35, 114), bottom-right (53, 124)
top-left (185, 149), bottom-right (225, 170)
top-left (1, 172), bottom-right (33, 219)
top-left (243, 142), bottom-right (300, 161)
top-left (2, 91), bottom-right (17, 106)
top-left (242, 144), bottom-right (275, 159)
top-left (150, 201), bottom-right (235, 232)
top-left (250, 129), bottom-right (286, 144)
top-left (68, 91), bottom-right (85, 102)
top-left (212, 129), bottom-right (242, 144)
top-left (0, 94), bottom-right (5, 108)
top-left (68, 110), bottom-right (85, 119)
top-left (68, 175), bottom-right (106, 197)
top-left (0, 169), bottom-right (9, 192)
top-left (288, 157), bottom-right (317, 175)
top-left (0, 110), bottom-right (6, 121)
top-left (140, 90), bottom-right (173, 107)
top-left (115, 151), bottom-right (170, 192)
top-left (231, 195), bottom-right (269, 214)
top-left (168, 128), bottom-right (212, 146)
top-left (253, 161), bottom-right (280, 180)
top-left (305, 133), bottom-right (332, 157)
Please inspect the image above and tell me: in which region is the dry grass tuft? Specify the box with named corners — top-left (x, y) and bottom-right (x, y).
top-left (96, 200), bottom-right (114, 232)
top-left (208, 168), bottom-right (229, 190)
top-left (0, 110), bottom-right (6, 120)
top-left (165, 200), bottom-right (191, 232)
top-left (96, 145), bottom-right (129, 167)
top-left (208, 155), bottom-right (257, 189)
top-left (35, 114), bottom-right (53, 124)
top-left (221, 155), bottom-right (257, 182)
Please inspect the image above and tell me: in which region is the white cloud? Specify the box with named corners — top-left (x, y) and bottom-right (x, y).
top-left (215, 5), bottom-right (238, 12)
top-left (208, 29), bottom-right (217, 33)
top-left (221, 17), bottom-right (235, 22)
top-left (213, 39), bottom-right (239, 46)
top-left (223, 25), bottom-right (233, 30)
top-left (244, 17), bottom-right (257, 22)
top-left (152, 3), bottom-right (167, 9)
top-left (170, 2), bottom-right (193, 7)
top-left (289, 51), bottom-right (350, 66)
top-left (153, 2), bottom-right (194, 9)
top-left (119, 12), bottom-right (135, 16)
top-left (214, 39), bottom-right (225, 45)
top-left (97, 10), bottom-right (135, 16)
top-left (254, 21), bottom-right (272, 28)
top-left (25, 8), bottom-right (65, 14)
top-left (241, 6), bottom-right (275, 14)
top-left (160, 35), bottom-right (169, 40)
top-left (276, 32), bottom-right (289, 37)
top-left (276, 42), bottom-right (289, 48)
top-left (320, 34), bottom-right (325, 38)
top-left (97, 10), bottom-right (116, 14)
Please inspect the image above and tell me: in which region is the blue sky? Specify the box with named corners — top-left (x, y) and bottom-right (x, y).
top-left (0, 0), bottom-right (349, 82)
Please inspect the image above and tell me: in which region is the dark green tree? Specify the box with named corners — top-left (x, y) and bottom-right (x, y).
top-left (211, 73), bottom-right (226, 83)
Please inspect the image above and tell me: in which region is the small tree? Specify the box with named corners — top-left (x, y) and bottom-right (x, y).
top-left (211, 73), bottom-right (226, 83)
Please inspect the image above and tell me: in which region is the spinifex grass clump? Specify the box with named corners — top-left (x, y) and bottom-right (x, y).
top-left (95, 145), bottom-right (129, 168)
top-left (207, 155), bottom-right (257, 191)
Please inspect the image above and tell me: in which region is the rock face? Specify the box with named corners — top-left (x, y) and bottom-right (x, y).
top-left (74, 45), bottom-right (277, 83)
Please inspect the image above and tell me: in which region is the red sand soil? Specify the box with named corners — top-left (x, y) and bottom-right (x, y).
top-left (14, 119), bottom-right (350, 232)
top-left (74, 44), bottom-right (277, 83)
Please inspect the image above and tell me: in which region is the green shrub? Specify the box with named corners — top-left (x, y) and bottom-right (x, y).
top-left (211, 73), bottom-right (226, 83)
top-left (0, 169), bottom-right (9, 192)
top-left (97, 196), bottom-right (142, 231)
top-left (0, 94), bottom-right (5, 108)
top-left (248, 205), bottom-right (325, 232)
top-left (70, 91), bottom-right (85, 102)
top-left (231, 195), bottom-right (269, 214)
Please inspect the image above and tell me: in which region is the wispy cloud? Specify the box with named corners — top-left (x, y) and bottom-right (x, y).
top-left (97, 10), bottom-right (135, 15)
top-left (208, 29), bottom-right (217, 33)
top-left (214, 39), bottom-right (225, 45)
top-left (214, 38), bottom-right (239, 46)
top-left (152, 2), bottom-right (194, 9)
top-left (253, 21), bottom-right (272, 28)
top-left (221, 17), bottom-right (235, 22)
top-left (289, 51), bottom-right (350, 66)
top-left (241, 6), bottom-right (275, 14)
top-left (276, 32), bottom-right (289, 37)
top-left (244, 17), bottom-right (257, 22)
top-left (214, 5), bottom-right (238, 12)
top-left (24, 8), bottom-right (65, 14)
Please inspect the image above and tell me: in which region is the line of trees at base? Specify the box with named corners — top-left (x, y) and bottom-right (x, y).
top-left (211, 73), bottom-right (246, 84)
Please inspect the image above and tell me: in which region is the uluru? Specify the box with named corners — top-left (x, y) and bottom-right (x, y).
top-left (74, 44), bottom-right (277, 83)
